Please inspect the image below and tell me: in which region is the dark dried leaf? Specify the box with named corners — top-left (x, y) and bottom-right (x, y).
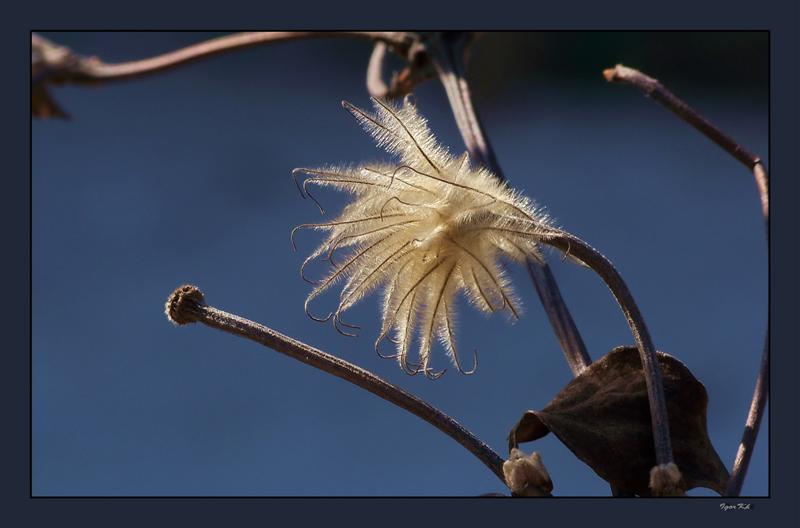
top-left (508, 346), bottom-right (728, 496)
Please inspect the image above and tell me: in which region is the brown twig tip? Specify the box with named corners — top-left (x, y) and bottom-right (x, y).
top-left (649, 462), bottom-right (684, 496)
top-left (602, 67), bottom-right (618, 82)
top-left (165, 284), bottom-right (206, 325)
top-left (603, 64), bottom-right (654, 85)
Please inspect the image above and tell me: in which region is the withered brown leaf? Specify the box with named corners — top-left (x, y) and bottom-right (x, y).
top-left (508, 346), bottom-right (729, 496)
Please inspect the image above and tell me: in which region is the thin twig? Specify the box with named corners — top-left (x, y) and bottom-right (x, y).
top-left (538, 230), bottom-right (674, 467)
top-left (603, 65), bottom-right (762, 169)
top-left (726, 165), bottom-right (768, 497)
top-left (524, 260), bottom-right (590, 376)
top-left (604, 63), bottom-right (769, 496)
top-left (426, 33), bottom-right (592, 377)
top-left (426, 34), bottom-right (502, 183)
top-left (604, 64), bottom-right (770, 230)
top-left (165, 284), bottom-right (507, 484)
top-left (726, 335), bottom-right (769, 496)
top-left (32, 31), bottom-right (411, 85)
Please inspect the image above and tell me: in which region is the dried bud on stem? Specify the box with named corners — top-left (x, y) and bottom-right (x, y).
top-left (503, 448), bottom-right (553, 497)
top-left (165, 284), bottom-right (205, 325)
top-left (649, 462), bottom-right (684, 496)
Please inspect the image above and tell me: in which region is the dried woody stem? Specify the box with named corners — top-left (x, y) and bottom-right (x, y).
top-left (421, 35), bottom-right (674, 474)
top-left (425, 37), bottom-right (677, 471)
top-left (604, 64), bottom-right (769, 496)
top-left (425, 33), bottom-right (592, 378)
top-left (32, 31), bottom-right (413, 85)
top-left (603, 66), bottom-right (766, 171)
top-left (728, 335), bottom-right (769, 496)
top-left (539, 230), bottom-right (674, 467)
top-left (165, 285), bottom-right (506, 484)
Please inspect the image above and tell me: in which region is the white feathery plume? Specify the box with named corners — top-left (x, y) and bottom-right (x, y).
top-left (292, 97), bottom-right (553, 378)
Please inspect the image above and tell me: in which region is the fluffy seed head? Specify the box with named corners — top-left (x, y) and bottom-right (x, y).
top-left (292, 97), bottom-right (553, 378)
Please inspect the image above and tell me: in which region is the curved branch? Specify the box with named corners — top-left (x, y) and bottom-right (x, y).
top-left (726, 335), bottom-right (769, 496)
top-left (603, 65), bottom-right (762, 169)
top-left (164, 284), bottom-right (506, 484)
top-left (426, 34), bottom-right (502, 174)
top-left (539, 230), bottom-right (674, 467)
top-left (426, 33), bottom-right (592, 377)
top-left (603, 64), bottom-right (769, 227)
top-left (604, 63), bottom-right (769, 496)
top-left (32, 31), bottom-right (411, 85)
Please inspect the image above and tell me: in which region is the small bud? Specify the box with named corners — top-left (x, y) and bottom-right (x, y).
top-left (649, 462), bottom-right (684, 496)
top-left (503, 448), bottom-right (553, 497)
top-left (165, 284), bottom-right (205, 325)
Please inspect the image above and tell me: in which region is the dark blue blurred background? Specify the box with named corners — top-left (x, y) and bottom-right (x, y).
top-left (32, 32), bottom-right (768, 496)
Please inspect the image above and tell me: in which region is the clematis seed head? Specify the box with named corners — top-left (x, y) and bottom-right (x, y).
top-left (292, 96), bottom-right (553, 378)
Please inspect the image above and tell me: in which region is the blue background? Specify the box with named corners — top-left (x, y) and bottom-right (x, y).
top-left (32, 32), bottom-right (768, 496)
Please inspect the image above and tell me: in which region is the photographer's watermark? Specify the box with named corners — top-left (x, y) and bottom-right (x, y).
top-left (720, 503), bottom-right (753, 511)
